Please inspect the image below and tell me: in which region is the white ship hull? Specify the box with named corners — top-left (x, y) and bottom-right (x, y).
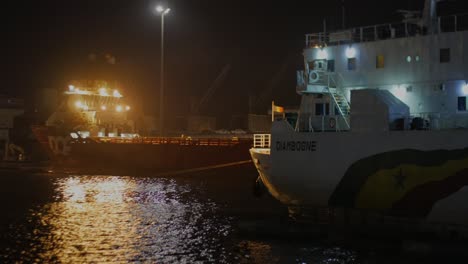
top-left (251, 121), bottom-right (468, 225)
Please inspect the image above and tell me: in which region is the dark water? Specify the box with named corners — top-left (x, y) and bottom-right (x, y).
top-left (0, 165), bottom-right (460, 263)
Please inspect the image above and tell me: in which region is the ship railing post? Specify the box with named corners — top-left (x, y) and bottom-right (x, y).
top-left (322, 116), bottom-right (325, 132)
top-left (438, 17), bottom-right (441, 34)
top-left (374, 25), bottom-right (378, 41)
top-left (454, 15), bottom-right (458, 32)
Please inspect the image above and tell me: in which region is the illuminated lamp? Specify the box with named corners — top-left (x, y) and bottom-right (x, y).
top-left (75, 100), bottom-right (83, 108)
top-left (462, 82), bottom-right (468, 95)
top-left (69, 85), bottom-right (75, 91)
top-left (101, 105), bottom-right (107, 111)
top-left (345, 46), bottom-right (356, 59)
top-left (116, 105), bottom-right (123, 112)
top-left (393, 85), bottom-right (407, 99)
top-left (317, 48), bottom-right (328, 60)
top-left (99, 88), bottom-right (109, 96)
top-left (125, 105), bottom-right (130, 111)
top-left (156, 6), bottom-right (164, 13)
top-left (113, 90), bottom-right (122, 97)
top-left (156, 6), bottom-right (170, 15)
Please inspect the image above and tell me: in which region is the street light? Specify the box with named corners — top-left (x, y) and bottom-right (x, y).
top-left (156, 5), bottom-right (170, 136)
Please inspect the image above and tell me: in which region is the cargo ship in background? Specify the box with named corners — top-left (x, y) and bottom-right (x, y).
top-left (32, 80), bottom-right (252, 174)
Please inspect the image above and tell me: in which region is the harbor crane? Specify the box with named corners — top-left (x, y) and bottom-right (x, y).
top-left (191, 64), bottom-right (231, 114)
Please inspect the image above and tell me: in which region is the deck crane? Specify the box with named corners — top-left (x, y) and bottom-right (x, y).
top-left (191, 64), bottom-right (231, 115)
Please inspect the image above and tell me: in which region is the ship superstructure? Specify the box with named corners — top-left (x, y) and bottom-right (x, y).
top-left (250, 0), bottom-right (468, 233)
top-left (295, 0), bottom-right (468, 132)
top-left (47, 80), bottom-right (135, 139)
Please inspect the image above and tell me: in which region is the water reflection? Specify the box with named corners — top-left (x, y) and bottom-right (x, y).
top-left (18, 176), bottom-right (231, 263)
top-left (0, 173), bottom-right (365, 263)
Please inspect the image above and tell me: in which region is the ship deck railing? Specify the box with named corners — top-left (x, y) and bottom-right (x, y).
top-left (253, 134), bottom-right (271, 148)
top-left (75, 136), bottom-right (251, 147)
top-left (295, 115), bottom-right (350, 132)
top-left (306, 13), bottom-right (468, 47)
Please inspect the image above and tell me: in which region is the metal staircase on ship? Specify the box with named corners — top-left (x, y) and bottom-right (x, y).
top-left (327, 74), bottom-right (350, 130)
top-left (297, 62), bottom-right (351, 131)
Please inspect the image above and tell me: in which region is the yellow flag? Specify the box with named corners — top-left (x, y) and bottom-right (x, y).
top-left (274, 105), bottom-right (284, 113)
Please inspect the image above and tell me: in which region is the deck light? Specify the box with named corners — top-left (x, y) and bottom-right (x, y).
top-left (113, 90), bottom-right (122, 97)
top-left (125, 105), bottom-right (130, 111)
top-left (462, 83), bottom-right (468, 95)
top-left (393, 85), bottom-right (407, 99)
top-left (116, 105), bottom-right (123, 112)
top-left (101, 105), bottom-right (107, 111)
top-left (317, 48), bottom-right (328, 60)
top-left (69, 85), bottom-right (75, 91)
top-left (99, 88), bottom-right (109, 96)
top-left (345, 46), bottom-right (356, 59)
top-left (75, 100), bottom-right (83, 108)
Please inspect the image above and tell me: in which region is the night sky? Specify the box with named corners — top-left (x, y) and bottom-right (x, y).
top-left (2, 0), bottom-right (465, 124)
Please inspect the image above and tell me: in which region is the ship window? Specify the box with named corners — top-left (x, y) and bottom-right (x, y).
top-left (315, 103), bottom-right (330, 116)
top-left (327, 60), bottom-right (335, 72)
top-left (440, 48), bottom-right (450, 63)
top-left (348, 58), bottom-right (356, 71)
top-left (458, 97), bottom-right (467, 111)
top-left (376, 55), bottom-right (385, 68)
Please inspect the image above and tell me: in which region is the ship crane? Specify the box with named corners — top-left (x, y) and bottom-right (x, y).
top-left (191, 64), bottom-right (231, 115)
top-left (251, 57), bottom-right (290, 114)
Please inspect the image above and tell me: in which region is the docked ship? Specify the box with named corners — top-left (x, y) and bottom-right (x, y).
top-left (33, 80), bottom-right (252, 173)
top-left (250, 0), bottom-right (468, 233)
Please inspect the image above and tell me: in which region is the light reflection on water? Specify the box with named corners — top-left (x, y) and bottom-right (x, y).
top-left (4, 176), bottom-right (231, 263)
top-left (0, 173), bottom-right (366, 264)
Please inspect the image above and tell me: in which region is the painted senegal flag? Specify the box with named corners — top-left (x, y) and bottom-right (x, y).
top-left (328, 148), bottom-right (468, 218)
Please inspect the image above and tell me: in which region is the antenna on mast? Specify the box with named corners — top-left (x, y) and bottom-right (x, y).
top-left (423, 0), bottom-right (441, 34)
top-left (341, 0), bottom-right (346, 29)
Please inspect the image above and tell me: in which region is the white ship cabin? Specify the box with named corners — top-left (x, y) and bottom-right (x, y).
top-left (46, 80), bottom-right (136, 138)
top-left (295, 0), bottom-right (468, 133)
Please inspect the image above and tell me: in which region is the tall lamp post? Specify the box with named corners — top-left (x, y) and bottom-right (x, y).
top-left (156, 5), bottom-right (170, 136)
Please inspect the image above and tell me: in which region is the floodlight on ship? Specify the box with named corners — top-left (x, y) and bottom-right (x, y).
top-left (113, 90), bottom-right (122, 98)
top-left (99, 88), bottom-right (109, 96)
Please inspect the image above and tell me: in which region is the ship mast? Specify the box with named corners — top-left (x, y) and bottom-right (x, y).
top-left (423, 0), bottom-right (440, 34)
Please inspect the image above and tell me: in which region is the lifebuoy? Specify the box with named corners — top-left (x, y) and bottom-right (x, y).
top-left (329, 118), bottom-right (336, 128)
top-left (308, 70), bottom-right (320, 83)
